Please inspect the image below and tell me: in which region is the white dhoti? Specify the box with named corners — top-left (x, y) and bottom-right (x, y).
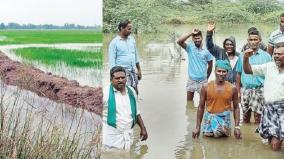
top-left (102, 123), bottom-right (134, 150)
top-left (102, 85), bottom-right (140, 150)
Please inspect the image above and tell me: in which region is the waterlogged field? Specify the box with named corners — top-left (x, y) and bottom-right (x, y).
top-left (0, 30), bottom-right (103, 158)
top-left (14, 47), bottom-right (102, 68)
top-left (0, 82), bottom-right (101, 158)
top-left (102, 24), bottom-right (284, 158)
top-left (8, 46), bottom-right (103, 86)
top-left (0, 29), bottom-right (103, 86)
top-left (0, 30), bottom-right (102, 45)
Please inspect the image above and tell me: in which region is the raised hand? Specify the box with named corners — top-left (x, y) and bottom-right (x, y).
top-left (207, 21), bottom-right (216, 32)
top-left (191, 28), bottom-right (200, 35)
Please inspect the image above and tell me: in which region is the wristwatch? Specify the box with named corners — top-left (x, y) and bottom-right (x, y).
top-left (235, 126), bottom-right (241, 129)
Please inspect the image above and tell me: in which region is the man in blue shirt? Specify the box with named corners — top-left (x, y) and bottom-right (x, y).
top-left (177, 29), bottom-right (213, 102)
top-left (236, 29), bottom-right (272, 124)
top-left (108, 20), bottom-right (141, 94)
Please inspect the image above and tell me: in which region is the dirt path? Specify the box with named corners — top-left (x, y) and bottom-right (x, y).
top-left (0, 52), bottom-right (102, 116)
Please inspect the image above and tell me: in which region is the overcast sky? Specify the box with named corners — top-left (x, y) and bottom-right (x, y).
top-left (0, 0), bottom-right (102, 26)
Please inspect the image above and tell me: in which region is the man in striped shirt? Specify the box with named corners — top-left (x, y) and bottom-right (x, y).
top-left (267, 13), bottom-right (284, 55)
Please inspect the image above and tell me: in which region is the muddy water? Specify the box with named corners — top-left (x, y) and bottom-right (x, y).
top-left (1, 81), bottom-right (101, 156)
top-left (0, 43), bottom-right (103, 156)
top-left (103, 23), bottom-right (284, 159)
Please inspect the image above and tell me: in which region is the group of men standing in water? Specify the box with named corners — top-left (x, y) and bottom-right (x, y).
top-left (178, 13), bottom-right (284, 151)
top-left (102, 13), bottom-right (284, 151)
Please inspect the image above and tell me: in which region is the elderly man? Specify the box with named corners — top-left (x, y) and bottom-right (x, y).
top-left (108, 20), bottom-right (141, 94)
top-left (267, 13), bottom-right (284, 55)
top-left (102, 66), bottom-right (148, 150)
top-left (243, 42), bottom-right (284, 151)
top-left (192, 60), bottom-right (241, 139)
top-left (236, 29), bottom-right (272, 124)
top-left (177, 29), bottom-right (213, 102)
top-left (206, 22), bottom-right (240, 84)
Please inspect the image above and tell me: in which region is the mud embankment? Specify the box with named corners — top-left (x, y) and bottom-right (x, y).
top-left (0, 52), bottom-right (102, 116)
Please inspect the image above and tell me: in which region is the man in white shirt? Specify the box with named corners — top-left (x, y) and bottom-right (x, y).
top-left (102, 66), bottom-right (148, 150)
top-left (243, 42), bottom-right (284, 151)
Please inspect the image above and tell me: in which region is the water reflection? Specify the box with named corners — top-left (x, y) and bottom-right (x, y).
top-left (142, 43), bottom-right (183, 83)
top-left (0, 43), bottom-right (102, 87)
top-left (175, 102), bottom-right (201, 159)
top-left (101, 130), bottom-right (149, 159)
top-left (103, 23), bottom-right (284, 159)
top-left (103, 40), bottom-right (188, 159)
top-left (175, 102), bottom-right (284, 159)
top-left (1, 82), bottom-right (101, 157)
top-left (0, 35), bottom-right (7, 41)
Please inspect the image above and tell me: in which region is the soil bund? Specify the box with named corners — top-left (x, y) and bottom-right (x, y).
top-left (0, 52), bottom-right (102, 116)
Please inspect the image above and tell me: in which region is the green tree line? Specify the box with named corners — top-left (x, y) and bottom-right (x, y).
top-left (103, 0), bottom-right (284, 33)
top-left (0, 22), bottom-right (101, 30)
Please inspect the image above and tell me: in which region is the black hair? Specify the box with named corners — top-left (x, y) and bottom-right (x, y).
top-left (247, 27), bottom-right (257, 34)
top-left (280, 13), bottom-right (284, 17)
top-left (193, 30), bottom-right (202, 37)
top-left (118, 20), bottom-right (131, 31)
top-left (248, 29), bottom-right (260, 36)
top-left (110, 66), bottom-right (126, 80)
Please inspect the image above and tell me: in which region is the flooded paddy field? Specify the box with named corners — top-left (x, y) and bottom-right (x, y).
top-left (0, 29), bottom-right (103, 158)
top-left (0, 43), bottom-right (102, 87)
top-left (102, 23), bottom-right (284, 159)
top-left (0, 81), bottom-right (101, 158)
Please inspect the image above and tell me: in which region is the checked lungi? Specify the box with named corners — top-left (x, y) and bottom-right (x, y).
top-left (258, 100), bottom-right (284, 140)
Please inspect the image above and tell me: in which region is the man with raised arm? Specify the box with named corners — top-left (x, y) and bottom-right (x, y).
top-left (177, 29), bottom-right (213, 102)
top-left (206, 22), bottom-right (240, 84)
top-left (243, 42), bottom-right (284, 151)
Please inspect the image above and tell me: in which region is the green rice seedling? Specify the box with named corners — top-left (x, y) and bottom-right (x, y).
top-left (0, 30), bottom-right (102, 45)
top-left (13, 47), bottom-right (102, 68)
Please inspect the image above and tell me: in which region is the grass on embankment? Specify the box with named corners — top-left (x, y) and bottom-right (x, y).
top-left (0, 30), bottom-right (102, 45)
top-left (13, 47), bottom-right (102, 68)
top-left (0, 86), bottom-right (101, 158)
